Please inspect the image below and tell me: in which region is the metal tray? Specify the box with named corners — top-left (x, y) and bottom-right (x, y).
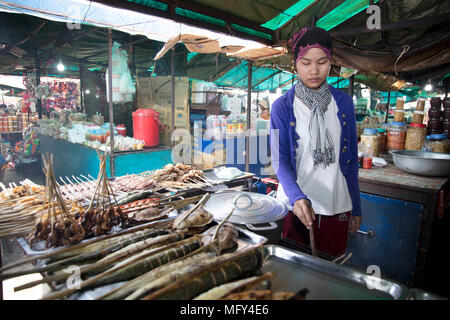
top-left (406, 289), bottom-right (445, 300)
top-left (262, 245), bottom-right (409, 300)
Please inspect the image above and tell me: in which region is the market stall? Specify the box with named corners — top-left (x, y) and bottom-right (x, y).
top-left (1, 0), bottom-right (450, 303)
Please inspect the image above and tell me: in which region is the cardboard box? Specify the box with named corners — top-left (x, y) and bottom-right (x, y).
top-left (137, 76), bottom-right (190, 129)
top-left (137, 76), bottom-right (189, 113)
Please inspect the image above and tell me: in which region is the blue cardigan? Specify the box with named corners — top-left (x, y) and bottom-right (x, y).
top-left (270, 83), bottom-right (362, 217)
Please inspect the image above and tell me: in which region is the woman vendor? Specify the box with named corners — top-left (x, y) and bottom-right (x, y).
top-left (270, 26), bottom-right (362, 258)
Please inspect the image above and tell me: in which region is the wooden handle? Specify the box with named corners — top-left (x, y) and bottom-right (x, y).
top-left (309, 227), bottom-right (318, 257)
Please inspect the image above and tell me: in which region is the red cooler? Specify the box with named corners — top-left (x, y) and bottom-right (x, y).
top-left (132, 108), bottom-right (164, 147)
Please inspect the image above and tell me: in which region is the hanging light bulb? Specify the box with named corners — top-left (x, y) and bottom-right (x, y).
top-left (85, 89), bottom-right (90, 94)
top-left (57, 60), bottom-right (65, 72)
top-left (425, 83), bottom-right (432, 91)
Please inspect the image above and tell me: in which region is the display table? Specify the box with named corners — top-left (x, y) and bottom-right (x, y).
top-left (346, 163), bottom-right (448, 288)
top-left (39, 135), bottom-right (172, 178)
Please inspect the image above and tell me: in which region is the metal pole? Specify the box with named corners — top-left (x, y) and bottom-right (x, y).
top-left (385, 91), bottom-right (391, 123)
top-left (349, 75), bottom-right (354, 98)
top-left (171, 47), bottom-right (175, 135)
top-left (246, 61), bottom-right (252, 173)
top-left (107, 28), bottom-right (115, 177)
top-left (35, 50), bottom-right (42, 119)
top-left (79, 61), bottom-right (84, 112)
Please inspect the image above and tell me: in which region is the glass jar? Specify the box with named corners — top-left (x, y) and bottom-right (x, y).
top-left (396, 96), bottom-right (406, 110)
top-left (405, 123), bottom-right (427, 151)
top-left (428, 106), bottom-right (442, 120)
top-left (426, 134), bottom-right (450, 154)
top-left (387, 122), bottom-right (406, 151)
top-left (444, 98), bottom-right (450, 110)
top-left (412, 111), bottom-right (424, 124)
top-left (377, 128), bottom-right (387, 154)
top-left (416, 97), bottom-right (426, 111)
top-left (394, 109), bottom-right (405, 122)
top-left (361, 128), bottom-right (380, 157)
top-left (430, 97), bottom-right (442, 109)
top-left (427, 119), bottom-right (441, 131)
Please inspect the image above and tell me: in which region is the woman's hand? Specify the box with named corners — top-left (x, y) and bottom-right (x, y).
top-left (293, 199), bottom-right (316, 229)
top-left (349, 216), bottom-right (362, 234)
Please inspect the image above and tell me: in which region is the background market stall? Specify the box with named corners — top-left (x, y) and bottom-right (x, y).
top-left (0, 0), bottom-right (449, 299)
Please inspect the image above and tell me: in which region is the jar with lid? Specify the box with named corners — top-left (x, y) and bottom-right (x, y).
top-left (394, 109), bottom-right (405, 122)
top-left (426, 134), bottom-right (450, 154)
top-left (429, 97), bottom-right (442, 123)
top-left (412, 111), bottom-right (424, 124)
top-left (430, 97), bottom-right (442, 109)
top-left (416, 97), bottom-right (426, 111)
top-left (405, 123), bottom-right (427, 151)
top-left (396, 96), bottom-right (406, 110)
top-left (377, 128), bottom-right (387, 154)
top-left (361, 128), bottom-right (380, 157)
top-left (387, 122), bottom-right (406, 151)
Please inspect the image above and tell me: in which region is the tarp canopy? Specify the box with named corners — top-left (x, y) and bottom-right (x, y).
top-left (1, 0), bottom-right (449, 94)
top-left (68, 0), bottom-right (450, 91)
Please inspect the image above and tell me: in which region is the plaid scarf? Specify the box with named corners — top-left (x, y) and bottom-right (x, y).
top-left (295, 80), bottom-right (335, 168)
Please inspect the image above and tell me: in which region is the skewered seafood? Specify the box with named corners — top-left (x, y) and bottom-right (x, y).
top-left (111, 174), bottom-right (156, 193)
top-left (28, 154), bottom-right (86, 248)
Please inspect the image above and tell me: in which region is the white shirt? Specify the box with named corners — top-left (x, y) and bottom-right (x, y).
top-left (277, 96), bottom-right (353, 216)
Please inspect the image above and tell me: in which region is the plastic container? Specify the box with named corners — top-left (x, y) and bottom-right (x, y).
top-left (426, 134), bottom-right (450, 154)
top-left (396, 96), bottom-right (406, 110)
top-left (387, 122), bottom-right (406, 151)
top-left (362, 140), bottom-right (373, 169)
top-left (427, 119), bottom-right (441, 132)
top-left (361, 128), bottom-right (380, 157)
top-left (116, 124), bottom-right (127, 137)
top-left (412, 111), bottom-right (424, 124)
top-left (394, 109), bottom-right (405, 122)
top-left (405, 123), bottom-right (427, 151)
top-left (416, 98), bottom-right (426, 111)
top-left (430, 97), bottom-right (442, 109)
top-left (132, 108), bottom-right (164, 147)
top-left (377, 128), bottom-right (387, 154)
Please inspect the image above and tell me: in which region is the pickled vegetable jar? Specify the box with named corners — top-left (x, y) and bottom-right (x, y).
top-left (377, 128), bottom-right (387, 154)
top-left (405, 123), bottom-right (427, 151)
top-left (361, 128), bottom-right (380, 157)
top-left (387, 122), bottom-right (406, 151)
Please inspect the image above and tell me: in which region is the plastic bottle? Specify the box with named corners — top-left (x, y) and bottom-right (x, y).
top-left (363, 142), bottom-right (373, 169)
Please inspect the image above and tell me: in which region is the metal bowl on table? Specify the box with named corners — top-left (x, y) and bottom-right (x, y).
top-left (389, 150), bottom-right (450, 177)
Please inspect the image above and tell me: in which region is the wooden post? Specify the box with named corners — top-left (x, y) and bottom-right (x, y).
top-left (171, 47), bottom-right (175, 136)
top-left (246, 61), bottom-right (252, 173)
top-left (107, 28), bottom-right (115, 177)
top-left (349, 75), bottom-right (355, 98)
top-left (35, 50), bottom-right (42, 119)
top-left (385, 91), bottom-right (391, 123)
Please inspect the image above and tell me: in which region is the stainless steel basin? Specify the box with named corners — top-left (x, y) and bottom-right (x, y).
top-left (389, 150), bottom-right (450, 177)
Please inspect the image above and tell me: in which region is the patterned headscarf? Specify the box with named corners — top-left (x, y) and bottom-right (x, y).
top-left (292, 26), bottom-right (333, 63)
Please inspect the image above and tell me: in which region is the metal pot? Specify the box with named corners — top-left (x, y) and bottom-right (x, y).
top-left (204, 190), bottom-right (288, 244)
top-left (390, 150), bottom-right (450, 177)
